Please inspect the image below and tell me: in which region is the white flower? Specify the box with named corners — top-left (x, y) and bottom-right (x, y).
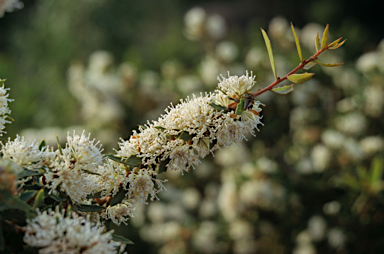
top-left (44, 150), bottom-right (100, 203)
top-left (194, 137), bottom-right (210, 158)
top-left (23, 208), bottom-right (120, 254)
top-left (66, 130), bottom-right (104, 170)
top-left (166, 141), bottom-right (200, 173)
top-left (0, 83), bottom-right (12, 135)
top-left (126, 168), bottom-right (166, 202)
top-left (216, 121), bottom-right (247, 147)
top-left (102, 198), bottom-right (137, 225)
top-left (93, 160), bottom-right (126, 198)
top-left (1, 135), bottom-right (46, 170)
top-left (217, 71), bottom-right (256, 97)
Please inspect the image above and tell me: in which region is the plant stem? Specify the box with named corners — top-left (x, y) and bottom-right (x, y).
top-left (250, 45), bottom-right (330, 98)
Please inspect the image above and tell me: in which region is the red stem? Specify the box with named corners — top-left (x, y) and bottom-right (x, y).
top-left (251, 45), bottom-right (329, 98)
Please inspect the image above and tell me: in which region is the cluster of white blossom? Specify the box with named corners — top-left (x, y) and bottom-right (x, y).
top-left (116, 71), bottom-right (263, 175)
top-left (0, 83), bottom-right (12, 136)
top-left (23, 208), bottom-right (122, 254)
top-left (2, 72), bottom-right (263, 248)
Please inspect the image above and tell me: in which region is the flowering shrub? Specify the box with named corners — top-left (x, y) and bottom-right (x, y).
top-left (0, 20), bottom-right (350, 253)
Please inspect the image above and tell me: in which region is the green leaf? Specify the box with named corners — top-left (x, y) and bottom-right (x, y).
top-left (178, 131), bottom-right (193, 141)
top-left (110, 187), bottom-right (127, 206)
top-left (329, 39), bottom-right (346, 50)
top-left (18, 169), bottom-right (45, 179)
top-left (209, 102), bottom-right (228, 112)
top-left (315, 33), bottom-right (320, 52)
top-left (0, 191), bottom-right (30, 211)
top-left (22, 184), bottom-right (41, 190)
top-left (261, 28), bottom-right (277, 80)
top-left (328, 37), bottom-right (341, 48)
top-left (20, 190), bottom-right (37, 202)
top-left (321, 24), bottom-right (329, 49)
top-left (314, 60), bottom-right (343, 67)
top-left (112, 234), bottom-right (134, 245)
top-left (154, 126), bottom-right (165, 130)
top-left (235, 98), bottom-right (245, 115)
top-left (157, 158), bottom-right (170, 174)
top-left (291, 23), bottom-right (303, 62)
top-left (287, 72), bottom-right (314, 84)
top-left (125, 155), bottom-right (143, 167)
top-left (87, 191), bottom-right (102, 199)
top-left (38, 139), bottom-right (46, 151)
top-left (48, 193), bottom-right (66, 202)
top-left (370, 157), bottom-right (383, 192)
top-left (33, 188), bottom-right (45, 210)
top-left (106, 154), bottom-right (142, 167)
top-left (303, 62), bottom-right (317, 70)
top-left (272, 84), bottom-right (294, 95)
top-left (81, 169), bottom-right (101, 176)
top-left (75, 204), bottom-right (105, 212)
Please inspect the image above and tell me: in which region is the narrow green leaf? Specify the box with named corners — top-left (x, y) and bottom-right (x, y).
top-left (110, 187), bottom-right (127, 206)
top-left (235, 98), bottom-right (245, 115)
top-left (321, 24), bottom-right (329, 49)
top-left (33, 188), bottom-right (45, 210)
top-left (158, 158), bottom-right (170, 174)
top-left (315, 33), bottom-right (320, 52)
top-left (261, 28), bottom-right (277, 80)
top-left (138, 125), bottom-right (148, 130)
top-left (303, 62), bottom-right (317, 70)
top-left (125, 155), bottom-right (142, 167)
top-left (272, 84), bottom-right (294, 95)
top-left (314, 60), bottom-right (343, 67)
top-left (370, 157), bottom-right (383, 191)
top-left (106, 154), bottom-right (142, 167)
top-left (287, 72), bottom-right (315, 84)
top-left (38, 139), bottom-right (46, 151)
top-left (329, 39), bottom-right (346, 50)
top-left (291, 23), bottom-right (303, 62)
top-left (209, 102), bottom-right (228, 112)
top-left (76, 204), bottom-right (105, 212)
top-left (328, 37), bottom-right (342, 48)
top-left (0, 191), bottom-right (31, 211)
top-left (48, 194), bottom-right (66, 202)
top-left (357, 166), bottom-right (368, 183)
top-left (20, 190), bottom-right (37, 202)
top-left (154, 126), bottom-right (165, 130)
top-left (81, 169), bottom-right (101, 176)
top-left (178, 131), bottom-right (193, 141)
top-left (18, 169), bottom-right (45, 179)
top-left (112, 234), bottom-right (134, 245)
top-left (22, 184), bottom-right (41, 190)
top-left (87, 191), bottom-right (102, 199)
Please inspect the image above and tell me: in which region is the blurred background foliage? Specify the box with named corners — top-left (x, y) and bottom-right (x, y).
top-left (1, 0), bottom-right (384, 253)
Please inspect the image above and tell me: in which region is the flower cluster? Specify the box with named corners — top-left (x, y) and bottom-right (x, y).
top-left (23, 208), bottom-right (121, 254)
top-left (116, 71), bottom-right (263, 175)
top-left (2, 71), bottom-right (263, 247)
